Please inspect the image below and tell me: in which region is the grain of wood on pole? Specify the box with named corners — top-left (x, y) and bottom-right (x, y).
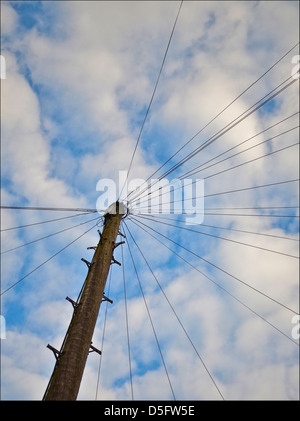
top-left (43, 202), bottom-right (124, 400)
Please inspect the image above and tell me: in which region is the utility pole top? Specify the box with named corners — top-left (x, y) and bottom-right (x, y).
top-left (104, 201), bottom-right (128, 219)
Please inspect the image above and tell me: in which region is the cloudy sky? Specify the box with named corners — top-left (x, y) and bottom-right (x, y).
top-left (1, 0), bottom-right (299, 400)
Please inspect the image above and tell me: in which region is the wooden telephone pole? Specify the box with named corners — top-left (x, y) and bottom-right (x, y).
top-left (43, 202), bottom-right (125, 400)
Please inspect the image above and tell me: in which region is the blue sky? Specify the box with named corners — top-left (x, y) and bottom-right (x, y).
top-left (1, 1), bottom-right (299, 400)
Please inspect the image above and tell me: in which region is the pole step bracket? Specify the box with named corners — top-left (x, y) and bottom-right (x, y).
top-left (47, 344), bottom-right (62, 361)
top-left (113, 241), bottom-right (125, 250)
top-left (102, 293), bottom-right (113, 304)
top-left (81, 258), bottom-right (93, 268)
top-left (111, 256), bottom-right (121, 266)
top-left (89, 342), bottom-right (102, 355)
top-left (66, 296), bottom-right (79, 309)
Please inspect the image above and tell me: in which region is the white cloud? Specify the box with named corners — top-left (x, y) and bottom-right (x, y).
top-left (1, 50), bottom-right (88, 209)
top-left (0, 2), bottom-right (18, 35)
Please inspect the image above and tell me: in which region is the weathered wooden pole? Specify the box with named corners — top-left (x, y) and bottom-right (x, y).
top-left (43, 202), bottom-right (125, 400)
